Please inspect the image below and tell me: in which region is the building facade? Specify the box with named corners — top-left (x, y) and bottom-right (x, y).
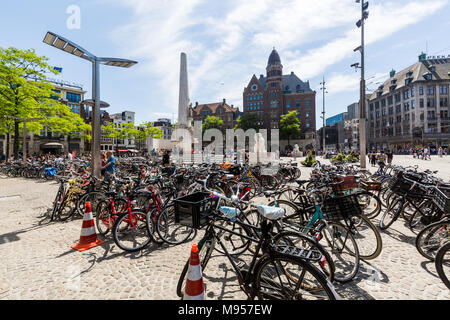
top-left (109, 111), bottom-right (136, 151)
top-left (190, 99), bottom-right (240, 130)
top-left (367, 53), bottom-right (450, 152)
top-left (242, 49), bottom-right (316, 150)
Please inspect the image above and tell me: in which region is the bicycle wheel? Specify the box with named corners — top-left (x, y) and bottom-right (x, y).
top-left (408, 199), bottom-right (437, 231)
top-left (355, 191), bottom-right (382, 219)
top-left (112, 211), bottom-right (151, 252)
top-left (146, 207), bottom-right (166, 245)
top-left (435, 241), bottom-right (450, 290)
top-left (379, 197), bottom-right (403, 230)
top-left (51, 185), bottom-right (65, 221)
top-left (253, 252), bottom-right (338, 300)
top-left (349, 214), bottom-right (382, 260)
top-left (213, 218), bottom-right (252, 256)
top-left (319, 221), bottom-right (360, 283)
top-left (95, 199), bottom-right (127, 236)
top-left (176, 235), bottom-right (215, 297)
top-left (272, 231), bottom-right (335, 282)
top-left (77, 191), bottom-right (107, 217)
top-left (415, 219), bottom-right (450, 261)
top-left (155, 204), bottom-right (194, 245)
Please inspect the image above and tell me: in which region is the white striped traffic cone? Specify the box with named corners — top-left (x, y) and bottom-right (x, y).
top-left (71, 201), bottom-right (105, 252)
top-left (183, 244), bottom-right (205, 300)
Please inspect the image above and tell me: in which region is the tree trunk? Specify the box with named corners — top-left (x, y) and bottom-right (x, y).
top-left (13, 120), bottom-right (19, 160)
top-left (6, 132), bottom-right (10, 162)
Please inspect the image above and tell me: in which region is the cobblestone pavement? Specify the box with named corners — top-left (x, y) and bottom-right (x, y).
top-left (0, 155), bottom-right (449, 300)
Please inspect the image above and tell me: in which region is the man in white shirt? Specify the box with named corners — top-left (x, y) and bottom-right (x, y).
top-left (67, 152), bottom-right (73, 161)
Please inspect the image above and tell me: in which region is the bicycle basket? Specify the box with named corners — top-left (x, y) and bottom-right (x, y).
top-left (433, 186), bottom-right (450, 213)
top-left (333, 176), bottom-right (359, 192)
top-left (359, 179), bottom-right (381, 191)
top-left (174, 192), bottom-right (217, 229)
top-left (388, 172), bottom-right (426, 198)
top-left (321, 194), bottom-right (362, 222)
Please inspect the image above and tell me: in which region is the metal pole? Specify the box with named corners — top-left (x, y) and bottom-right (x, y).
top-left (91, 60), bottom-right (101, 178)
top-left (23, 120), bottom-right (27, 164)
top-left (359, 0), bottom-right (367, 168)
top-left (321, 77), bottom-right (326, 155)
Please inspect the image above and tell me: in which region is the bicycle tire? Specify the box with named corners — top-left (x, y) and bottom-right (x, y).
top-left (146, 207), bottom-right (166, 245)
top-left (319, 221), bottom-right (360, 283)
top-left (176, 235), bottom-right (215, 297)
top-left (77, 191), bottom-right (107, 217)
top-left (355, 191), bottom-right (382, 219)
top-left (155, 204), bottom-right (194, 245)
top-left (435, 241), bottom-right (450, 290)
top-left (415, 219), bottom-right (450, 261)
top-left (112, 211), bottom-right (152, 252)
top-left (349, 214), bottom-right (382, 260)
top-left (252, 252), bottom-right (338, 300)
top-left (95, 199), bottom-right (127, 236)
top-left (379, 197), bottom-right (403, 230)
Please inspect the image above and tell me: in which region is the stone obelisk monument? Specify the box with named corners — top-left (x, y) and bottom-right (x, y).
top-left (178, 52), bottom-right (189, 127)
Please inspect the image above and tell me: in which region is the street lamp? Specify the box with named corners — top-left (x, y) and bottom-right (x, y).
top-left (320, 77), bottom-right (328, 155)
top-left (355, 0), bottom-right (369, 168)
top-left (4, 115), bottom-right (43, 164)
top-left (43, 31), bottom-right (137, 178)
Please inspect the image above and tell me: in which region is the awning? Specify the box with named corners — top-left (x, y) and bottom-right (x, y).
top-left (128, 149), bottom-right (139, 153)
top-left (41, 142), bottom-right (64, 148)
top-left (118, 149), bottom-right (128, 152)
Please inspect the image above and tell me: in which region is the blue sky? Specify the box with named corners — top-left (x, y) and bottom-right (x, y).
top-left (1, 0), bottom-right (450, 129)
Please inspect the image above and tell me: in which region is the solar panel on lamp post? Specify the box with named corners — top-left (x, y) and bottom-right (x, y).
top-left (43, 31), bottom-right (137, 178)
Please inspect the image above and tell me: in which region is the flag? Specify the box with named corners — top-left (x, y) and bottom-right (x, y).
top-left (54, 67), bottom-right (63, 73)
top-left (72, 150), bottom-right (76, 158)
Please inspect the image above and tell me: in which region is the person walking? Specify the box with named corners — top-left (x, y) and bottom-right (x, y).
top-left (370, 151), bottom-right (377, 167)
top-left (103, 151), bottom-right (116, 183)
top-left (162, 150), bottom-right (170, 167)
top-left (386, 149), bottom-right (393, 165)
top-left (438, 147), bottom-right (443, 158)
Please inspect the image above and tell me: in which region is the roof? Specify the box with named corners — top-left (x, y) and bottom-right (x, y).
top-left (257, 72), bottom-right (313, 92)
top-left (191, 102), bottom-right (239, 115)
top-left (268, 48), bottom-right (281, 66)
top-left (369, 57), bottom-right (450, 100)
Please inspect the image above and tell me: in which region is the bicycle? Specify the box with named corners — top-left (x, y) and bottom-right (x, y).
top-left (175, 184), bottom-right (340, 300)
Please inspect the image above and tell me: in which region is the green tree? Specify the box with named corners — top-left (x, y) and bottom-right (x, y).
top-left (0, 47), bottom-right (89, 159)
top-left (234, 113), bottom-right (261, 131)
top-left (202, 115), bottom-right (223, 134)
top-left (131, 122), bottom-right (163, 150)
top-left (280, 110), bottom-right (301, 146)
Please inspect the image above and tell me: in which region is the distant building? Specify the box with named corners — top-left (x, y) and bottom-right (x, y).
top-left (242, 48), bottom-right (316, 151)
top-left (110, 111), bottom-right (136, 151)
top-left (190, 99), bottom-right (240, 130)
top-left (367, 53), bottom-right (450, 151)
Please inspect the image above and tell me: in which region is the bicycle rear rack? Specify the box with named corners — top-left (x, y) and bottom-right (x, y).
top-left (273, 245), bottom-right (322, 262)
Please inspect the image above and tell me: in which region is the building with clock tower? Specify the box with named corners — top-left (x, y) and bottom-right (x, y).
top-left (243, 48), bottom-right (316, 150)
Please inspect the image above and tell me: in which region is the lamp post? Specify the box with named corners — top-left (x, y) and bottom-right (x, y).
top-left (355, 0), bottom-right (369, 168)
top-left (4, 115), bottom-right (43, 164)
top-left (43, 31), bottom-right (137, 177)
top-left (320, 77), bottom-right (328, 155)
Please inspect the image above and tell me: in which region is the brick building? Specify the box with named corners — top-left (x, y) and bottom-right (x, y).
top-left (242, 49), bottom-right (316, 145)
top-left (190, 99), bottom-right (240, 130)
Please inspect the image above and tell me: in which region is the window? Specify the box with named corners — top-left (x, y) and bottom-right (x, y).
top-left (395, 105), bottom-right (401, 113)
top-left (306, 112), bottom-right (310, 118)
top-left (382, 109), bottom-right (387, 116)
top-left (381, 99), bottom-right (386, 107)
top-left (395, 93), bottom-right (401, 103)
top-left (306, 123), bottom-right (310, 128)
top-left (296, 101), bottom-right (300, 107)
top-left (286, 103), bottom-right (290, 108)
top-left (404, 102), bottom-right (409, 111)
top-left (427, 98), bottom-right (435, 108)
top-left (69, 104), bottom-right (79, 114)
top-left (387, 96), bottom-right (393, 105)
top-left (440, 97), bottom-right (448, 107)
top-left (440, 85), bottom-right (448, 94)
top-left (305, 100), bottom-right (310, 107)
top-left (403, 90), bottom-right (409, 100)
top-left (427, 86), bottom-right (435, 95)
top-left (375, 101), bottom-right (380, 109)
top-left (270, 100), bottom-right (279, 108)
top-left (397, 115), bottom-right (402, 123)
top-left (411, 87), bottom-right (415, 97)
top-left (420, 98), bottom-right (424, 108)
top-left (389, 106), bottom-right (394, 115)
top-left (411, 100), bottom-right (415, 109)
top-left (419, 86), bottom-right (423, 95)
top-left (369, 103), bottom-right (374, 111)
top-left (66, 92), bottom-right (81, 103)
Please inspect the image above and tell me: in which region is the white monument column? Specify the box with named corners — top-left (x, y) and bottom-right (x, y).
top-left (178, 52), bottom-right (189, 127)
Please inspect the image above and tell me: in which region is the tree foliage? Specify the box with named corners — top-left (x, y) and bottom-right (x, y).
top-left (234, 113), bottom-right (261, 131)
top-left (0, 47), bottom-right (90, 158)
top-left (202, 115), bottom-right (223, 133)
top-left (280, 110), bottom-right (301, 144)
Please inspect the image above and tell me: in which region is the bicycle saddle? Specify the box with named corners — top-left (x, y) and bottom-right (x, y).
top-left (296, 179), bottom-right (309, 186)
top-left (263, 190), bottom-right (277, 197)
top-left (256, 205), bottom-right (285, 221)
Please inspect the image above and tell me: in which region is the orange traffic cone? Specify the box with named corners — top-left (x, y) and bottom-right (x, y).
top-left (183, 244), bottom-right (205, 300)
top-left (71, 201), bottom-right (105, 252)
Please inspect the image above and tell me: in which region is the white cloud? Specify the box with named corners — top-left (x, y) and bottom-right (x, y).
top-left (110, 0), bottom-right (448, 120)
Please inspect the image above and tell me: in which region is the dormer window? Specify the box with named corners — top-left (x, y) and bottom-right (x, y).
top-left (423, 72), bottom-right (432, 81)
top-left (429, 65), bottom-right (436, 72)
